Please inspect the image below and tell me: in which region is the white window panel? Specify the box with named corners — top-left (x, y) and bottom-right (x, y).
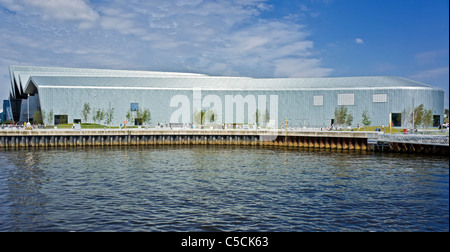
top-left (337, 93), bottom-right (354, 106)
top-left (313, 95), bottom-right (323, 106)
top-left (373, 93), bottom-right (387, 103)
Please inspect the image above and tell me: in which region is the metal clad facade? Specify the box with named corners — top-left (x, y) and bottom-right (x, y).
top-left (37, 87), bottom-right (444, 128)
top-left (8, 66), bottom-right (445, 128)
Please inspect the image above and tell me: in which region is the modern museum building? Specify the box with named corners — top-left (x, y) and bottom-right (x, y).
top-left (5, 66), bottom-right (445, 128)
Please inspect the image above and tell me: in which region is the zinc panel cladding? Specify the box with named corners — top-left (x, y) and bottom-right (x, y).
top-left (36, 86), bottom-right (443, 128)
top-left (8, 66), bottom-right (445, 128)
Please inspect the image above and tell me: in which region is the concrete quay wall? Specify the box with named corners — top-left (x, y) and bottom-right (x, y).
top-left (0, 129), bottom-right (373, 150)
top-left (0, 129), bottom-right (447, 155)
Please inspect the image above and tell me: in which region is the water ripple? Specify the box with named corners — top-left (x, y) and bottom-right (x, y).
top-left (0, 146), bottom-right (448, 232)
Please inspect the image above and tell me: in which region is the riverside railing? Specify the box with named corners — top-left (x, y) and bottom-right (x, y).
top-left (378, 133), bottom-right (449, 146)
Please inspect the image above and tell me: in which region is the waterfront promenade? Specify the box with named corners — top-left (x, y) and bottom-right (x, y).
top-left (1, 127), bottom-right (448, 155)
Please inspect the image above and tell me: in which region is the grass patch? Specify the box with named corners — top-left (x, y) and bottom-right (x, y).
top-left (56, 123), bottom-right (119, 129)
top-left (358, 126), bottom-right (406, 133)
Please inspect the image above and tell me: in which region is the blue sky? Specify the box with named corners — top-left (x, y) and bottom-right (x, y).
top-left (0, 0), bottom-right (448, 107)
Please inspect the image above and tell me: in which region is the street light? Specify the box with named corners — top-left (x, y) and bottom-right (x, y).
top-left (27, 93), bottom-right (30, 123)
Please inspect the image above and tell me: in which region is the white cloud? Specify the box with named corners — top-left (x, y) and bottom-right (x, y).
top-left (1, 0), bottom-right (99, 28)
top-left (355, 38), bottom-right (364, 44)
top-left (0, 0), bottom-right (333, 100)
top-left (274, 58), bottom-right (333, 78)
top-left (211, 20), bottom-right (331, 77)
top-left (415, 49), bottom-right (449, 65)
top-left (411, 67), bottom-right (449, 81)
top-left (0, 0), bottom-right (25, 12)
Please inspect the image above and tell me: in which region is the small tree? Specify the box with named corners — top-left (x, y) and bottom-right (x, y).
top-left (193, 109), bottom-right (216, 126)
top-left (262, 109), bottom-right (270, 127)
top-left (105, 107), bottom-right (115, 126)
top-left (33, 109), bottom-right (43, 124)
top-left (126, 110), bottom-right (132, 124)
top-left (40, 110), bottom-right (46, 125)
top-left (137, 108), bottom-right (151, 125)
top-left (361, 109), bottom-right (371, 128)
top-left (346, 113), bottom-right (353, 126)
top-left (255, 109), bottom-right (270, 127)
top-left (193, 109), bottom-right (206, 125)
top-left (98, 109), bottom-right (105, 124)
top-left (92, 108), bottom-right (105, 124)
top-left (410, 104), bottom-right (424, 129)
top-left (92, 108), bottom-right (97, 124)
top-left (334, 106), bottom-right (349, 127)
top-left (82, 103), bottom-right (91, 123)
top-left (409, 104), bottom-right (433, 129)
top-left (203, 109), bottom-right (217, 124)
top-left (423, 109), bottom-right (433, 128)
top-left (127, 108), bottom-right (151, 125)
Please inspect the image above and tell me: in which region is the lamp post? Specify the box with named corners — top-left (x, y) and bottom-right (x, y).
top-left (27, 94), bottom-right (30, 123)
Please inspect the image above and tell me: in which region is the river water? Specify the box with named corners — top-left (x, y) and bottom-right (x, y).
top-left (0, 145), bottom-right (448, 232)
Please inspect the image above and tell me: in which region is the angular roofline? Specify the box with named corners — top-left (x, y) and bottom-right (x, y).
top-left (10, 65), bottom-right (445, 98)
top-left (9, 65), bottom-right (209, 78)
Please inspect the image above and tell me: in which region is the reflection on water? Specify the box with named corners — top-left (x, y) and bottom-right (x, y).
top-left (0, 146), bottom-right (448, 231)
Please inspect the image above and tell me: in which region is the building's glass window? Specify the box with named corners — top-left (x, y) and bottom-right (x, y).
top-left (313, 95), bottom-right (323, 106)
top-left (337, 93), bottom-right (354, 106)
top-left (54, 115), bottom-right (68, 124)
top-left (373, 94), bottom-right (387, 103)
top-left (130, 103), bottom-right (139, 111)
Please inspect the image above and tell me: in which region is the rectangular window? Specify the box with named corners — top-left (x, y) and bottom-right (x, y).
top-left (313, 95), bottom-right (323, 106)
top-left (130, 103), bottom-right (139, 111)
top-left (373, 94), bottom-right (387, 103)
top-left (54, 115), bottom-right (68, 125)
top-left (337, 93), bottom-right (354, 106)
